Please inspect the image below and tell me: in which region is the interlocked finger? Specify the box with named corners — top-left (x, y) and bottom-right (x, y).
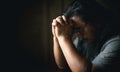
top-left (56, 16), bottom-right (65, 25)
top-left (52, 19), bottom-right (56, 26)
top-left (62, 15), bottom-right (68, 24)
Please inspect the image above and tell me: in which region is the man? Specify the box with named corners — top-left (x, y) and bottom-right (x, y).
top-left (52, 0), bottom-right (120, 72)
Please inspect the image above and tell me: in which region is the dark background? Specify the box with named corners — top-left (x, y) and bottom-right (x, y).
top-left (1, 0), bottom-right (73, 72)
top-left (1, 0), bottom-right (119, 72)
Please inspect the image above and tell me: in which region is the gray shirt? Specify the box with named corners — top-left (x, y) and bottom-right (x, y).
top-left (73, 36), bottom-right (120, 72)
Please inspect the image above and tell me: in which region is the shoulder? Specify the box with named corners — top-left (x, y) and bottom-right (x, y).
top-left (104, 35), bottom-right (120, 44)
top-left (101, 35), bottom-right (120, 52)
top-left (92, 35), bottom-right (120, 72)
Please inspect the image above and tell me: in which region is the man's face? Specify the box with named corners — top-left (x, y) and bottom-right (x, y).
top-left (70, 16), bottom-right (95, 43)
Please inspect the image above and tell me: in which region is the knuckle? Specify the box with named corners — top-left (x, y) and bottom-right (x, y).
top-left (58, 16), bottom-right (62, 18)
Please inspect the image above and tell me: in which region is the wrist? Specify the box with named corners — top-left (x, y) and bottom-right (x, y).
top-left (53, 36), bottom-right (57, 39)
top-left (53, 36), bottom-right (58, 42)
top-left (58, 36), bottom-right (72, 42)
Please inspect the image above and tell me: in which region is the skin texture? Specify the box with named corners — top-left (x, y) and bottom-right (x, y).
top-left (52, 15), bottom-right (95, 72)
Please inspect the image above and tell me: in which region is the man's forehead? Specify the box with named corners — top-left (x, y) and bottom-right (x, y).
top-left (70, 16), bottom-right (86, 27)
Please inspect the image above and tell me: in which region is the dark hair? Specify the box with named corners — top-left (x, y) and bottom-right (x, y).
top-left (63, 0), bottom-right (120, 51)
top-left (64, 0), bottom-right (108, 23)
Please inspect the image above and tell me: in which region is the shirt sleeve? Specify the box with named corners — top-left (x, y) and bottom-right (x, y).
top-left (92, 37), bottom-right (120, 72)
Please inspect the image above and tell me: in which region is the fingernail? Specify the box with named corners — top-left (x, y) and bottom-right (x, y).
top-left (62, 15), bottom-right (68, 24)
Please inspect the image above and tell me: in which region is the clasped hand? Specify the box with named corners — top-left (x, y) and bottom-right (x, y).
top-left (52, 15), bottom-right (73, 40)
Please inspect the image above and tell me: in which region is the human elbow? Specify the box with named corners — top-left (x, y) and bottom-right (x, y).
top-left (71, 61), bottom-right (89, 72)
top-left (57, 63), bottom-right (66, 70)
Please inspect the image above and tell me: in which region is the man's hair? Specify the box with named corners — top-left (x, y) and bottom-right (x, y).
top-left (64, 0), bottom-right (109, 27)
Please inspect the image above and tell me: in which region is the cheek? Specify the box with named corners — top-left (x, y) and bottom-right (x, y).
top-left (83, 26), bottom-right (95, 40)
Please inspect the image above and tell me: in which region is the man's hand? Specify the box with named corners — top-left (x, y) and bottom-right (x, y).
top-left (52, 15), bottom-right (73, 40)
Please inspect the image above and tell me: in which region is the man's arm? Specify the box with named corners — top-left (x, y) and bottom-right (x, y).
top-left (58, 37), bottom-right (91, 72)
top-left (53, 37), bottom-right (67, 69)
top-left (53, 16), bottom-right (92, 72)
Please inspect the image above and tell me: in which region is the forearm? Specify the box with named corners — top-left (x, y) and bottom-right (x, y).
top-left (53, 37), bottom-right (67, 69)
top-left (58, 37), bottom-right (90, 72)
